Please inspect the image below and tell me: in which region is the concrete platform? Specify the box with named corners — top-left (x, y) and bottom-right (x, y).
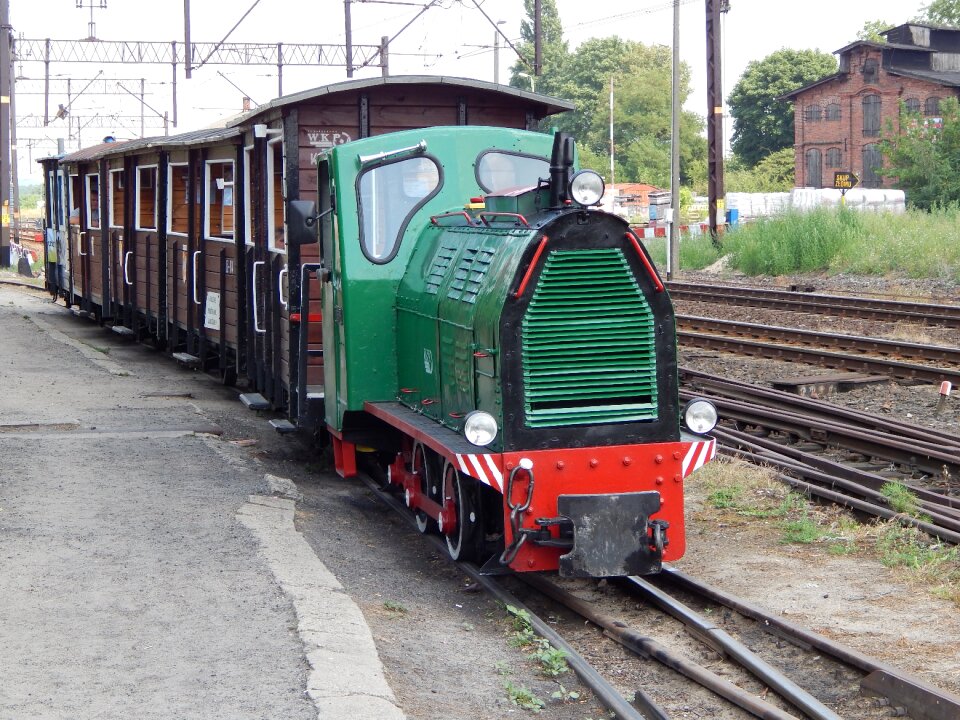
top-left (0, 285), bottom-right (405, 720)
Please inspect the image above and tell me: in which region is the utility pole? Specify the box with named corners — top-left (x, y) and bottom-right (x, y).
top-left (493, 26), bottom-right (500, 84)
top-left (345, 0), bottom-right (353, 78)
top-left (669, 0), bottom-right (681, 278)
top-left (533, 0), bottom-right (542, 76)
top-left (183, 0), bottom-right (192, 78)
top-left (705, 0), bottom-right (726, 245)
top-left (1, 0), bottom-right (12, 267)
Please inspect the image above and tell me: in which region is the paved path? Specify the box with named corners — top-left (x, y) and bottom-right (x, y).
top-left (0, 286), bottom-right (403, 719)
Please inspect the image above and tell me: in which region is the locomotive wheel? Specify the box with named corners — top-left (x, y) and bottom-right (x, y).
top-left (440, 461), bottom-right (482, 562)
top-left (412, 441), bottom-right (438, 534)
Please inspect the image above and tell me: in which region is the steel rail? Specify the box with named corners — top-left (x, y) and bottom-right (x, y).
top-left (522, 574), bottom-right (801, 720)
top-left (682, 390), bottom-right (960, 479)
top-left (668, 281), bottom-right (960, 328)
top-left (711, 425), bottom-right (960, 521)
top-left (678, 329), bottom-right (960, 385)
top-left (680, 368), bottom-right (960, 448)
top-left (624, 576), bottom-right (842, 720)
top-left (660, 567), bottom-right (960, 720)
top-left (353, 468), bottom-right (650, 720)
top-left (678, 315), bottom-right (960, 367)
top-left (714, 432), bottom-right (960, 540)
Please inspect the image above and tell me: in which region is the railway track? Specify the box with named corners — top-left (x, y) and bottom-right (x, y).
top-left (669, 281), bottom-right (960, 329)
top-left (359, 460), bottom-right (960, 720)
top-left (677, 315), bottom-right (960, 385)
top-left (680, 368), bottom-right (960, 543)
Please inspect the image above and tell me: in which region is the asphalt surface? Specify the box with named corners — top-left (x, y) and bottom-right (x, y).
top-left (0, 284), bottom-right (403, 719)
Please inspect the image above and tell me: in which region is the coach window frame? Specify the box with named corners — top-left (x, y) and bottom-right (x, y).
top-left (108, 168), bottom-right (125, 229)
top-left (356, 154), bottom-right (442, 265)
top-left (136, 164), bottom-right (159, 231)
top-left (267, 137), bottom-right (286, 254)
top-left (85, 172), bottom-right (101, 229)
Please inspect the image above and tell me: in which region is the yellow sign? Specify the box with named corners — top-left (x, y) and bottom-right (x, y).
top-left (0, 214), bottom-right (8, 225)
top-left (834, 172), bottom-right (860, 190)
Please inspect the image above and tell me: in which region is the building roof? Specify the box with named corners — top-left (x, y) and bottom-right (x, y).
top-left (885, 66), bottom-right (960, 87)
top-left (831, 39), bottom-right (935, 55)
top-left (231, 75), bottom-right (575, 126)
top-left (779, 73), bottom-right (844, 101)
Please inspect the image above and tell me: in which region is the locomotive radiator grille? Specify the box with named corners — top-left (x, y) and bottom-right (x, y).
top-left (521, 248), bottom-right (658, 427)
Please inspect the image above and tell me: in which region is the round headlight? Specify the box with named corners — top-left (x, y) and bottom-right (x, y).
top-left (568, 170), bottom-right (605, 206)
top-left (683, 398), bottom-right (718, 435)
top-left (464, 411), bottom-right (498, 446)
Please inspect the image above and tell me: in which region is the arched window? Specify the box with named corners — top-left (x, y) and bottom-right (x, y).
top-left (862, 58), bottom-right (879, 84)
top-left (805, 149), bottom-right (823, 187)
top-left (862, 94), bottom-right (881, 137)
top-left (925, 96), bottom-right (941, 116)
top-left (825, 103), bottom-right (841, 120)
top-left (826, 148), bottom-right (842, 168)
top-left (862, 144), bottom-right (883, 188)
top-left (803, 105), bottom-right (822, 122)
top-left (904, 98), bottom-right (921, 114)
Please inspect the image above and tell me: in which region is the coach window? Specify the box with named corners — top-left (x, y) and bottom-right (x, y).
top-left (904, 98), bottom-right (921, 114)
top-left (168, 163), bottom-right (190, 235)
top-left (243, 146), bottom-right (253, 246)
top-left (267, 139), bottom-right (285, 252)
top-left (358, 156), bottom-right (440, 263)
top-left (205, 160), bottom-right (234, 240)
top-left (85, 173), bottom-right (100, 229)
top-left (476, 151), bottom-right (549, 193)
top-left (862, 94), bottom-right (881, 137)
top-left (803, 105), bottom-right (822, 123)
top-left (137, 165), bottom-right (158, 230)
top-left (825, 103), bottom-right (841, 120)
top-left (925, 96), bottom-right (941, 116)
top-left (804, 149), bottom-right (822, 188)
top-left (826, 148), bottom-right (842, 168)
top-left (109, 169), bottom-right (125, 228)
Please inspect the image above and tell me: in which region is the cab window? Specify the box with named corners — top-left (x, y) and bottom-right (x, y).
top-left (476, 151), bottom-right (549, 193)
top-left (358, 156), bottom-right (439, 263)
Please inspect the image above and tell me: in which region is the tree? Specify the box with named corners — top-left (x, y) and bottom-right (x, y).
top-left (724, 148), bottom-right (795, 192)
top-left (881, 98), bottom-right (960, 209)
top-left (857, 20), bottom-right (892, 42)
top-left (509, 0), bottom-right (568, 98)
top-left (727, 49), bottom-right (837, 167)
top-left (920, 0), bottom-right (960, 26)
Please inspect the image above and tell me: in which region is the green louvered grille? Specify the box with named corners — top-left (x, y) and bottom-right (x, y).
top-left (521, 248), bottom-right (658, 427)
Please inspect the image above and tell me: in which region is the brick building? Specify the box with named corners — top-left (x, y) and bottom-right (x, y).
top-left (782, 23), bottom-right (960, 188)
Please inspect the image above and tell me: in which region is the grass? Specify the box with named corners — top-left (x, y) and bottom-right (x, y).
top-left (693, 459), bottom-right (960, 605)
top-left (382, 600), bottom-right (408, 614)
top-left (639, 205), bottom-right (960, 281)
top-left (504, 681), bottom-right (545, 712)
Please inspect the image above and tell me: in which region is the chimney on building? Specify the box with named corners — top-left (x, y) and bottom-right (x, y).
top-left (242, 97), bottom-right (252, 112)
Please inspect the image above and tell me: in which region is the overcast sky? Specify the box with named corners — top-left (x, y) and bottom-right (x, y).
top-left (11, 0), bottom-right (929, 180)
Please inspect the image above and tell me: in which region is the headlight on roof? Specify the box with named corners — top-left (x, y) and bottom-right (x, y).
top-left (683, 398), bottom-right (718, 435)
top-left (568, 170), bottom-right (605, 206)
top-left (464, 411), bottom-right (498, 446)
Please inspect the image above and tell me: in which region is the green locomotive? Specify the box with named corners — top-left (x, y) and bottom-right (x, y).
top-left (294, 124), bottom-right (717, 576)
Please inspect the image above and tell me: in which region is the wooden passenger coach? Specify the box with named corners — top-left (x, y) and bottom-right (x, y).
top-left (39, 76), bottom-right (572, 431)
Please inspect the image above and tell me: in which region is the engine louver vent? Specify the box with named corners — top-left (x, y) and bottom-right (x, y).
top-left (425, 240), bottom-right (458, 295)
top-left (521, 248), bottom-right (658, 427)
top-left (447, 247), bottom-right (495, 304)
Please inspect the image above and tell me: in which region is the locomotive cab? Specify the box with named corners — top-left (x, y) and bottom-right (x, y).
top-left (315, 125), bottom-right (716, 577)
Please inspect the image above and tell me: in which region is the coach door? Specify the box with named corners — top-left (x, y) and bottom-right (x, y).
top-left (245, 132), bottom-right (287, 405)
top-left (166, 153), bottom-right (202, 358)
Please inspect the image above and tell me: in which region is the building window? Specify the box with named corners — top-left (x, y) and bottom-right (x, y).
top-left (904, 98), bottom-right (921, 114)
top-left (803, 105), bottom-right (822, 123)
top-left (862, 94), bottom-right (881, 137)
top-left (826, 148), bottom-right (842, 168)
top-left (862, 144), bottom-right (883, 188)
top-left (804, 149), bottom-right (823, 187)
top-left (925, 96), bottom-right (941, 116)
top-left (862, 58), bottom-right (879, 85)
top-left (825, 103), bottom-right (841, 120)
